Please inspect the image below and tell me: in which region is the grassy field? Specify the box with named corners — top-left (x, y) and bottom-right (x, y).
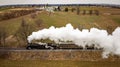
top-left (0, 59), bottom-right (120, 67)
top-left (0, 6), bottom-right (120, 67)
top-left (0, 6), bottom-right (120, 46)
top-left (0, 7), bottom-right (120, 34)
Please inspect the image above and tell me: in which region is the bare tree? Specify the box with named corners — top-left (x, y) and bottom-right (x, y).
top-left (64, 7), bottom-right (68, 12)
top-left (83, 10), bottom-right (86, 15)
top-left (0, 27), bottom-right (7, 47)
top-left (14, 32), bottom-right (21, 47)
top-left (89, 10), bottom-right (93, 15)
top-left (76, 6), bottom-right (80, 15)
top-left (15, 19), bottom-right (35, 46)
top-left (58, 6), bottom-right (61, 11)
top-left (71, 8), bottom-right (75, 12)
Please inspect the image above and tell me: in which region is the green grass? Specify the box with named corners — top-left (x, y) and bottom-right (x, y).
top-left (0, 16), bottom-right (22, 35)
top-left (38, 12), bottom-right (102, 28)
top-left (0, 59), bottom-right (120, 67)
top-left (0, 11), bottom-right (101, 35)
top-left (110, 15), bottom-right (120, 23)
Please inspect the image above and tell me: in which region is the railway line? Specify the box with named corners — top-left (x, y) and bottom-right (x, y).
top-left (0, 47), bottom-right (102, 52)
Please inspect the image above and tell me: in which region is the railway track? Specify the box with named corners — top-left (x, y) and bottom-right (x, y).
top-left (0, 47), bottom-right (102, 52)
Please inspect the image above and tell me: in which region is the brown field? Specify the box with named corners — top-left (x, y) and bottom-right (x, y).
top-left (0, 59), bottom-right (120, 67)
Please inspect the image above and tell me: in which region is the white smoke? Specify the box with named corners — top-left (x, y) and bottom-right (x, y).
top-left (27, 23), bottom-right (120, 58)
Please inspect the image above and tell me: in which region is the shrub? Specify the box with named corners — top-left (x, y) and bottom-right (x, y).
top-left (76, 7), bottom-right (80, 15)
top-left (83, 10), bottom-right (86, 15)
top-left (71, 8), bottom-right (75, 12)
top-left (64, 7), bottom-right (68, 12)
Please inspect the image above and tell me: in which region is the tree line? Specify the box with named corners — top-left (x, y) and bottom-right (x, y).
top-left (0, 10), bottom-right (36, 21)
top-left (64, 7), bottom-right (99, 15)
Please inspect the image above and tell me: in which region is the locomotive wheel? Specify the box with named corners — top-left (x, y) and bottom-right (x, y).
top-left (27, 47), bottom-right (32, 50)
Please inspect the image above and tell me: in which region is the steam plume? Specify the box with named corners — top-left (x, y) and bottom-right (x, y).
top-left (27, 23), bottom-right (120, 58)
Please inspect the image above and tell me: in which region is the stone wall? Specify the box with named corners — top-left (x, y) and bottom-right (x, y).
top-left (0, 50), bottom-right (120, 61)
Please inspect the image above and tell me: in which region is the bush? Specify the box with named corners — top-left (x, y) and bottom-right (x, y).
top-left (0, 10), bottom-right (36, 21)
top-left (83, 10), bottom-right (86, 15)
top-left (76, 7), bottom-right (80, 15)
top-left (71, 8), bottom-right (75, 12)
top-left (89, 10), bottom-right (93, 15)
top-left (64, 7), bottom-right (68, 12)
top-left (15, 19), bottom-right (35, 46)
top-left (58, 6), bottom-right (61, 11)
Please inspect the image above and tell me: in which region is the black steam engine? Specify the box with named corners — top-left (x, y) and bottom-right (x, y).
top-left (26, 43), bottom-right (60, 50)
top-left (26, 43), bottom-right (100, 50)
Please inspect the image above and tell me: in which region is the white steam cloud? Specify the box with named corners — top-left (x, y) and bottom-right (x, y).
top-left (27, 23), bottom-right (120, 58)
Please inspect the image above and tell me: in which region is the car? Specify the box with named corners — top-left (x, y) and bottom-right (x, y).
top-left (47, 43), bottom-right (60, 49)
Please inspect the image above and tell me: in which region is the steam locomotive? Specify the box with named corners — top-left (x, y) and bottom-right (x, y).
top-left (26, 43), bottom-right (60, 50)
top-left (26, 43), bottom-right (100, 50)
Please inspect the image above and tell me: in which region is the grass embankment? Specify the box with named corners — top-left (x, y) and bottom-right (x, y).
top-left (0, 59), bottom-right (120, 67)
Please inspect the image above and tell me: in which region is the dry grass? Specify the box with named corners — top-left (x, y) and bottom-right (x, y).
top-left (0, 7), bottom-right (120, 35)
top-left (0, 59), bottom-right (120, 67)
top-left (0, 6), bottom-right (120, 46)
